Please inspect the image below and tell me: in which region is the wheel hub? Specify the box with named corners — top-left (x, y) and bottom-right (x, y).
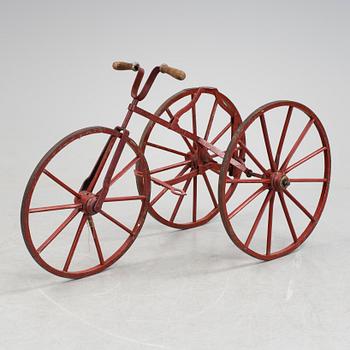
top-left (270, 172), bottom-right (290, 191)
top-left (76, 191), bottom-right (98, 215)
top-left (186, 144), bottom-right (213, 172)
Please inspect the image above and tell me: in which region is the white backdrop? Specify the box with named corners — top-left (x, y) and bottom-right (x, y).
top-left (1, 1), bottom-right (349, 349)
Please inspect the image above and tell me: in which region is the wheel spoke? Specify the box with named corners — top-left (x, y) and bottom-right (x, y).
top-left (104, 195), bottom-right (146, 202)
top-left (87, 216), bottom-right (104, 265)
top-left (150, 164), bottom-right (190, 206)
top-left (146, 142), bottom-right (187, 157)
top-left (280, 118), bottom-right (315, 171)
top-left (192, 176), bottom-right (197, 222)
top-left (170, 178), bottom-right (192, 222)
top-left (245, 190), bottom-right (273, 248)
top-left (289, 178), bottom-right (327, 183)
top-left (204, 99), bottom-right (218, 140)
top-left (149, 160), bottom-right (191, 175)
top-left (238, 141), bottom-right (268, 175)
top-left (266, 192), bottom-right (275, 255)
top-left (278, 192), bottom-right (298, 242)
top-left (109, 157), bottom-right (139, 187)
top-left (260, 114), bottom-right (277, 171)
top-left (37, 209), bottom-right (80, 253)
top-left (29, 203), bottom-right (81, 214)
top-left (43, 169), bottom-right (80, 198)
top-left (285, 147), bottom-right (327, 173)
top-left (182, 135), bottom-right (195, 153)
top-left (99, 210), bottom-right (133, 235)
top-left (152, 188), bottom-right (171, 207)
top-left (210, 122), bottom-right (231, 145)
top-left (283, 190), bottom-right (315, 221)
top-left (63, 214), bottom-right (87, 272)
top-left (202, 173), bottom-right (218, 208)
top-left (275, 106), bottom-right (293, 168)
top-left (228, 186), bottom-right (266, 220)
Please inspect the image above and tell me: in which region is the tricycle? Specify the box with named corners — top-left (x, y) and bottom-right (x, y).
top-left (21, 61), bottom-right (331, 278)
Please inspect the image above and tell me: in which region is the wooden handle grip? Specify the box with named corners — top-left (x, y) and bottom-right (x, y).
top-left (112, 61), bottom-right (139, 71)
top-left (160, 64), bottom-right (186, 80)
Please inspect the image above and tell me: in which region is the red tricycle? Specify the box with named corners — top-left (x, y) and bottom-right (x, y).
top-left (21, 61), bottom-right (331, 278)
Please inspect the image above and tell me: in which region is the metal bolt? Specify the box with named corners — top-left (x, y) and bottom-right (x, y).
top-left (281, 177), bottom-right (290, 188)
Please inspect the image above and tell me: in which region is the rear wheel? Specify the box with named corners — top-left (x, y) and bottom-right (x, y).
top-left (219, 101), bottom-right (331, 260)
top-left (139, 87), bottom-right (243, 229)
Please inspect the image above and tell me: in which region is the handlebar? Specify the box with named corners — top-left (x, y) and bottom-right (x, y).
top-left (112, 61), bottom-right (140, 71)
top-left (112, 61), bottom-right (186, 80)
top-left (112, 60), bottom-right (186, 102)
top-left (159, 64), bottom-right (186, 80)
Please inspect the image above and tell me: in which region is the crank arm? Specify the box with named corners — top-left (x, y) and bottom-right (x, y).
top-left (150, 177), bottom-right (186, 196)
top-left (133, 170), bottom-right (186, 196)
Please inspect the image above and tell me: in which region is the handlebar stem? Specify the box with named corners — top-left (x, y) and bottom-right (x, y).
top-left (131, 66), bottom-right (161, 101)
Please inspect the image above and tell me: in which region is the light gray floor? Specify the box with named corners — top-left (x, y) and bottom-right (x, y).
top-left (1, 1), bottom-right (350, 349)
top-left (1, 186), bottom-right (349, 349)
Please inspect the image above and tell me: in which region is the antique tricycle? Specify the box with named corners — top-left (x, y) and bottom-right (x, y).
top-left (21, 61), bottom-right (331, 278)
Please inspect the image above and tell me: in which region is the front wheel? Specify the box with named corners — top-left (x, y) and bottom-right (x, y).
top-left (219, 101), bottom-right (331, 260)
top-left (21, 126), bottom-right (150, 278)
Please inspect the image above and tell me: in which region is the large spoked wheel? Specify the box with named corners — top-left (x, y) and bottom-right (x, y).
top-left (139, 87), bottom-right (243, 229)
top-left (21, 126), bottom-right (150, 278)
top-left (219, 101), bottom-right (331, 260)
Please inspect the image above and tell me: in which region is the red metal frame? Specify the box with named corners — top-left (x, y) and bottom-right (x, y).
top-left (87, 68), bottom-right (246, 201)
